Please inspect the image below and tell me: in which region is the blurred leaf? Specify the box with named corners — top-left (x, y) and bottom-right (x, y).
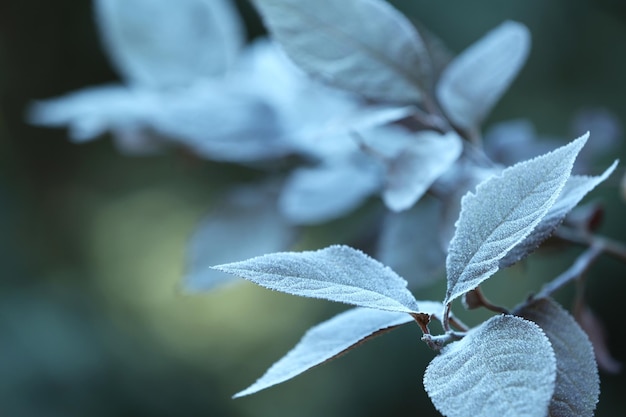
top-left (377, 197), bottom-right (446, 288)
top-left (445, 135), bottom-right (587, 304)
top-left (28, 85), bottom-right (161, 149)
top-left (383, 131), bottom-right (462, 212)
top-left (214, 245), bottom-right (422, 313)
top-left (423, 315), bottom-right (556, 417)
top-left (437, 21), bottom-right (530, 130)
top-left (575, 304), bottom-right (623, 374)
top-left (94, 0), bottom-right (245, 87)
top-left (516, 298), bottom-right (599, 417)
top-left (278, 153), bottom-right (382, 225)
top-left (184, 185), bottom-right (297, 292)
top-left (252, 0), bottom-right (431, 103)
top-left (150, 81), bottom-right (291, 162)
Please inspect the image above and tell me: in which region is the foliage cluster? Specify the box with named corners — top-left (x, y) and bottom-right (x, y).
top-left (28, 0), bottom-right (626, 415)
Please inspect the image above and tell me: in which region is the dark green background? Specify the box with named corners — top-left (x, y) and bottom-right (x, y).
top-left (1, 0), bottom-right (626, 416)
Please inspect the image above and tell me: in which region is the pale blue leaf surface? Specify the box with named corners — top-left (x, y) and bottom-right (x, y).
top-left (27, 85), bottom-right (168, 155)
top-left (213, 245), bottom-right (422, 313)
top-left (383, 131), bottom-right (463, 211)
top-left (437, 21), bottom-right (530, 130)
top-left (28, 85), bottom-right (158, 143)
top-left (149, 81), bottom-right (292, 162)
top-left (252, 0), bottom-right (431, 103)
top-left (184, 185), bottom-right (296, 292)
top-left (377, 197), bottom-right (446, 288)
top-left (484, 119), bottom-right (562, 166)
top-left (234, 307), bottom-right (415, 397)
top-left (500, 160), bottom-right (618, 267)
top-left (445, 134), bottom-right (588, 304)
top-left (423, 315), bottom-right (556, 417)
top-left (516, 298), bottom-right (599, 417)
top-left (278, 153), bottom-right (383, 225)
top-left (94, 0), bottom-right (244, 87)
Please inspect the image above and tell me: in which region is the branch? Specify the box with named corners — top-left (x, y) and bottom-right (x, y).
top-left (555, 227), bottom-right (626, 262)
top-left (531, 243), bottom-right (603, 302)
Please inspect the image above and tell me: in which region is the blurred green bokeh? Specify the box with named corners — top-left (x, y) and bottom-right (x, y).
top-left (1, 0), bottom-right (626, 416)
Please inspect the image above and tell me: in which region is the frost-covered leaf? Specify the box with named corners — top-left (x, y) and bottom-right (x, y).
top-left (445, 134), bottom-right (588, 304)
top-left (94, 0), bottom-right (244, 87)
top-left (423, 315), bottom-right (556, 417)
top-left (500, 160), bottom-right (617, 267)
top-left (279, 153), bottom-right (383, 225)
top-left (377, 197), bottom-right (446, 288)
top-left (252, 0), bottom-right (431, 103)
top-left (383, 131), bottom-right (462, 211)
top-left (234, 307), bottom-right (414, 397)
top-left (516, 298), bottom-right (599, 417)
top-left (213, 245), bottom-right (421, 313)
top-left (437, 21), bottom-right (530, 130)
top-left (184, 185), bottom-right (296, 292)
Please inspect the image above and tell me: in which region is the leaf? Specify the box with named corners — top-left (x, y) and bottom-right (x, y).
top-left (150, 82), bottom-right (292, 162)
top-left (516, 298), bottom-right (599, 417)
top-left (278, 153), bottom-right (383, 225)
top-left (28, 85), bottom-right (152, 142)
top-left (575, 304), bottom-right (623, 374)
top-left (296, 104), bottom-right (417, 147)
top-left (500, 160), bottom-right (618, 268)
top-left (213, 245), bottom-right (421, 313)
top-left (183, 185), bottom-right (297, 292)
top-left (94, 0), bottom-right (245, 87)
top-left (252, 0), bottom-right (431, 103)
top-left (234, 307), bottom-right (414, 397)
top-left (444, 134), bottom-right (588, 304)
top-left (377, 197), bottom-right (446, 288)
top-left (437, 21), bottom-right (530, 130)
top-left (423, 315), bottom-right (556, 417)
top-left (383, 131), bottom-right (463, 211)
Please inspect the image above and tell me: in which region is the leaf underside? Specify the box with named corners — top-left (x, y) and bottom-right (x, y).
top-left (183, 185), bottom-right (296, 292)
top-left (234, 307), bottom-right (414, 397)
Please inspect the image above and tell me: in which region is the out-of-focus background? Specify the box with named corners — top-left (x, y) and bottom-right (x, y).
top-left (1, 0), bottom-right (626, 416)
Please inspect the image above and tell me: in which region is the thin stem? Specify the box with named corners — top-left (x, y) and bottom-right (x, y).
top-left (466, 287), bottom-right (509, 314)
top-left (411, 107), bottom-right (450, 134)
top-left (532, 244), bottom-right (603, 301)
top-left (555, 227), bottom-right (626, 262)
top-left (442, 303), bottom-right (451, 332)
top-left (448, 316), bottom-right (470, 332)
top-left (421, 331), bottom-right (465, 351)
